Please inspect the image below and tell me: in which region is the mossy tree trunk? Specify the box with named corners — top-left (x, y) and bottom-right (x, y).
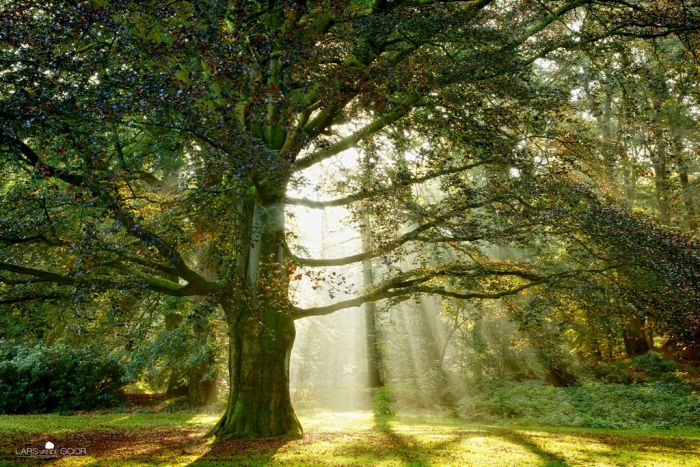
top-left (215, 303), bottom-right (301, 438)
top-left (212, 189), bottom-right (302, 439)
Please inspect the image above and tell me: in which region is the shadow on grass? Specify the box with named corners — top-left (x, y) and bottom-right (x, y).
top-left (554, 429), bottom-right (700, 461)
top-left (186, 436), bottom-right (291, 466)
top-left (489, 428), bottom-right (570, 467)
top-left (333, 411), bottom-right (572, 467)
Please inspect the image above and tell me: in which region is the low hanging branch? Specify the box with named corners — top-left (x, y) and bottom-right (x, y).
top-left (290, 264), bottom-right (616, 319)
top-left (0, 261), bottom-right (204, 297)
top-left (0, 134), bottom-right (216, 294)
top-left (291, 276), bottom-right (548, 319)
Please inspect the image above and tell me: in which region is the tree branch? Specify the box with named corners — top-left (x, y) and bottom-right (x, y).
top-left (1, 134), bottom-right (215, 293)
top-left (286, 158), bottom-right (493, 208)
top-left (0, 260), bottom-right (202, 298)
top-left (292, 276), bottom-right (546, 319)
top-left (288, 217), bottom-right (445, 267)
top-left (292, 95), bottom-right (420, 171)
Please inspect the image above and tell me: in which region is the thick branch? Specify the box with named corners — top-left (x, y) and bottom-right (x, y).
top-left (289, 217), bottom-right (444, 267)
top-left (291, 262), bottom-right (615, 319)
top-left (0, 293), bottom-right (68, 305)
top-left (293, 95), bottom-right (420, 171)
top-left (1, 135), bottom-right (213, 292)
top-left (286, 159), bottom-right (493, 208)
top-left (1, 132), bottom-right (82, 185)
top-left (292, 277), bottom-right (546, 319)
top-left (0, 261), bottom-right (202, 297)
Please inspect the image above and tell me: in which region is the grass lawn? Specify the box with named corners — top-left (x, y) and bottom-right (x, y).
top-left (1, 411), bottom-right (699, 466)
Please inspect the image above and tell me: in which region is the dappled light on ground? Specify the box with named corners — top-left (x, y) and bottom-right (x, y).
top-left (1, 411), bottom-right (699, 466)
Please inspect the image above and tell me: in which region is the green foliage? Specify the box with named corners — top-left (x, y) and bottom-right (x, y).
top-left (457, 380), bottom-right (700, 429)
top-left (124, 303), bottom-right (223, 406)
top-left (585, 361), bottom-right (632, 384)
top-left (631, 351), bottom-right (676, 378)
top-left (458, 381), bottom-right (578, 426)
top-left (0, 342), bottom-right (125, 414)
top-left (458, 306), bottom-right (544, 383)
top-left (579, 352), bottom-right (678, 385)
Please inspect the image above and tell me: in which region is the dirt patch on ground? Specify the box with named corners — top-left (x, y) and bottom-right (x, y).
top-left (0, 426), bottom-right (206, 464)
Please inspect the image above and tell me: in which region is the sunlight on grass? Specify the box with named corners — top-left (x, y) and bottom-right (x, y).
top-left (184, 414), bottom-right (220, 426)
top-left (2, 411), bottom-right (700, 466)
top-left (297, 410), bottom-right (374, 432)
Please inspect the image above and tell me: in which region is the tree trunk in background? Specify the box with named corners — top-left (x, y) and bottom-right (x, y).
top-left (585, 310), bottom-right (603, 361)
top-left (652, 147), bottom-right (672, 226)
top-left (649, 70), bottom-right (672, 226)
top-left (671, 132), bottom-right (697, 231)
top-left (361, 208), bottom-right (383, 389)
top-left (164, 311), bottom-right (187, 397)
top-left (163, 303), bottom-right (218, 405)
top-left (623, 316), bottom-right (650, 356)
top-left (678, 163), bottom-right (697, 231)
top-left (213, 194), bottom-right (302, 439)
top-left (187, 315), bottom-right (219, 406)
top-left (645, 321), bottom-right (654, 350)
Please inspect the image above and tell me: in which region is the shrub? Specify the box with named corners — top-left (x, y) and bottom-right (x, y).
top-left (457, 379), bottom-right (700, 429)
top-left (457, 381), bottom-right (578, 426)
top-left (0, 342), bottom-right (125, 414)
top-left (586, 361), bottom-right (632, 384)
top-left (631, 351), bottom-right (676, 378)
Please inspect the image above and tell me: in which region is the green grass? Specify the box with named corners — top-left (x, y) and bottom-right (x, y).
top-left (1, 411), bottom-right (699, 466)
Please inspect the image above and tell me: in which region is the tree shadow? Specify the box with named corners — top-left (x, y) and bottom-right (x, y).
top-left (336, 411), bottom-right (575, 467)
top-left (552, 429), bottom-right (700, 462)
top-left (336, 413), bottom-right (464, 466)
top-left (488, 428), bottom-right (570, 467)
top-left (186, 435), bottom-right (291, 466)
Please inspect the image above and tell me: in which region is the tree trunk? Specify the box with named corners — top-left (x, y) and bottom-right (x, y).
top-left (187, 313), bottom-right (219, 406)
top-left (649, 71), bottom-right (672, 226)
top-left (214, 304), bottom-right (302, 438)
top-left (623, 316), bottom-right (650, 357)
top-left (213, 194), bottom-right (302, 439)
top-left (678, 163), bottom-right (697, 231)
top-left (361, 207), bottom-right (383, 389)
top-left (164, 311), bottom-right (187, 397)
top-left (652, 149), bottom-right (671, 226)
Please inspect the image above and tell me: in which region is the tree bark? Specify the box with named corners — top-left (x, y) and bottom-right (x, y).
top-left (212, 193), bottom-right (302, 439)
top-left (214, 302), bottom-right (302, 438)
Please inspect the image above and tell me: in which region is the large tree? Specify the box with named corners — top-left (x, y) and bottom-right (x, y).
top-left (1, 0), bottom-right (698, 438)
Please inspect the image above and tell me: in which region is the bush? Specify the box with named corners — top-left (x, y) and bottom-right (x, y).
top-left (586, 361), bottom-right (632, 384)
top-left (457, 379), bottom-right (700, 429)
top-left (0, 342), bottom-right (125, 414)
top-left (631, 351), bottom-right (676, 378)
top-left (457, 381), bottom-right (578, 426)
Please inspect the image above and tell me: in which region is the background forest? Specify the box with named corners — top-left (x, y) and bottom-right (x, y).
top-left (1, 0), bottom-right (700, 462)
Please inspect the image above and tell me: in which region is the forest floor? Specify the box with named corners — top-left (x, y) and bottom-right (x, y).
top-left (0, 410), bottom-right (699, 466)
